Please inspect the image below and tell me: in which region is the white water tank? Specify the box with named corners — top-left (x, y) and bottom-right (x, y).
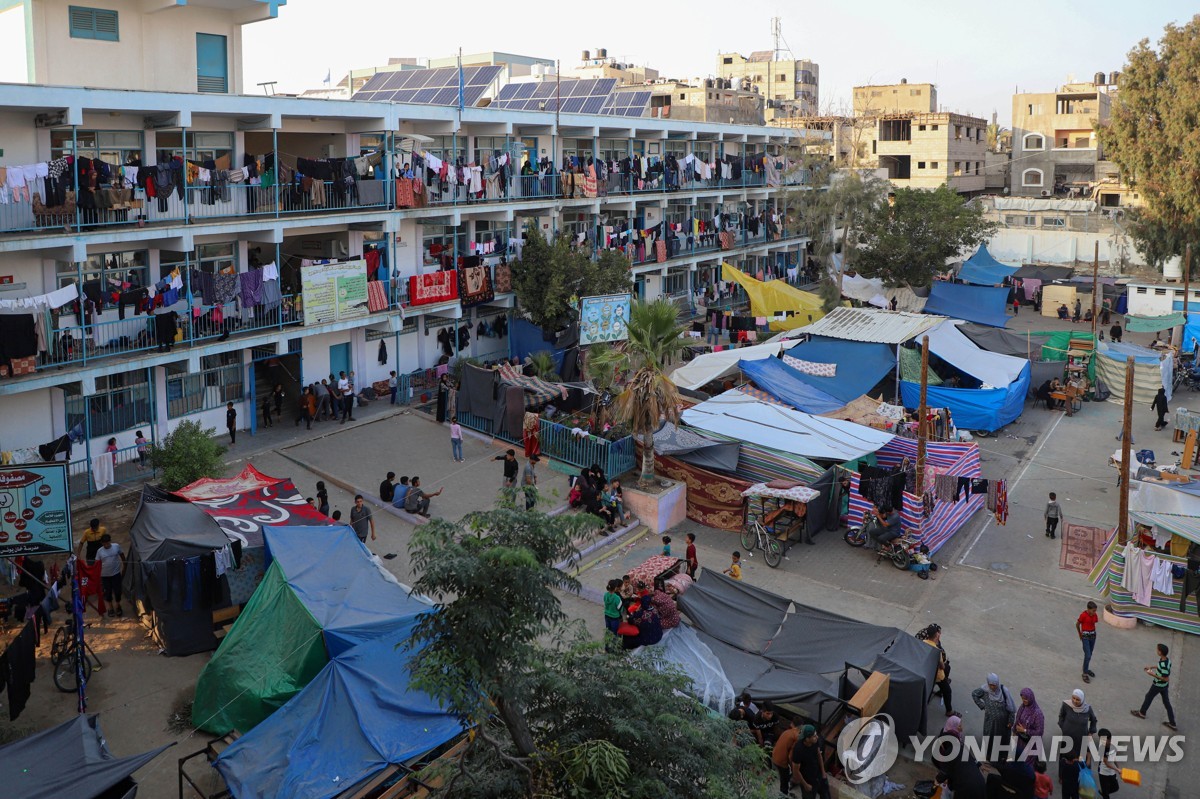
top-left (1164, 254), bottom-right (1183, 281)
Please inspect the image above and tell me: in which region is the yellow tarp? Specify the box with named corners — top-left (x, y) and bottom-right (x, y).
top-left (721, 262), bottom-right (826, 327)
top-left (1040, 284), bottom-right (1077, 318)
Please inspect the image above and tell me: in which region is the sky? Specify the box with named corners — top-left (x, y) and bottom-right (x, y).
top-left (0, 1), bottom-right (1194, 128)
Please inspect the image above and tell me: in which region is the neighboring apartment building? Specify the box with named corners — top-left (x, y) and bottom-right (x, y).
top-left (0, 1), bottom-right (804, 493)
top-left (717, 51), bottom-right (819, 119)
top-left (870, 112), bottom-right (988, 194)
top-left (853, 80), bottom-right (936, 116)
top-left (569, 49), bottom-right (658, 85)
top-left (642, 79), bottom-right (765, 126)
top-left (1011, 74), bottom-right (1115, 199)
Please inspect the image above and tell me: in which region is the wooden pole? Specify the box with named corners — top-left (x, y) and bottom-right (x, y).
top-left (1185, 242), bottom-right (1192, 325)
top-left (1091, 240), bottom-right (1099, 341)
top-left (1117, 355), bottom-right (1135, 545)
top-left (917, 335), bottom-right (930, 494)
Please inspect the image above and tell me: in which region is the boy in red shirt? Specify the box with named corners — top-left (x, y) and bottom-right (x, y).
top-left (1076, 601), bottom-right (1098, 683)
top-left (1033, 760), bottom-right (1052, 798)
top-left (685, 532), bottom-right (698, 578)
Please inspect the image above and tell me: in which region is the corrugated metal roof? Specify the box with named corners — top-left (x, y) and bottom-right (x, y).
top-left (798, 306), bottom-right (945, 344)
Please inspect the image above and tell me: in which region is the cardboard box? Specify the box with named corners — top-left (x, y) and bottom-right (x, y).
top-left (10, 356), bottom-right (36, 376)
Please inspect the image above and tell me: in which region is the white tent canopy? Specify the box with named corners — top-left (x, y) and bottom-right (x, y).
top-left (925, 321), bottom-right (1029, 387)
top-left (670, 339), bottom-right (802, 391)
top-left (681, 391), bottom-right (894, 462)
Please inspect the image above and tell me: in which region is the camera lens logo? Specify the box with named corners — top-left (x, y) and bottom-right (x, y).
top-left (837, 713), bottom-right (898, 784)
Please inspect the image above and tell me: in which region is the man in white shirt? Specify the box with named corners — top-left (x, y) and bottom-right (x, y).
top-left (96, 534), bottom-right (126, 618)
top-left (337, 371), bottom-right (355, 423)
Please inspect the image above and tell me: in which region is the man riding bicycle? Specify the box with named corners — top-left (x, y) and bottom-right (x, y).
top-left (868, 503), bottom-right (903, 550)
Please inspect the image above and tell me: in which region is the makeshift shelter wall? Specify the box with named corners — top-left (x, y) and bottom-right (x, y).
top-left (957, 245), bottom-right (1018, 286)
top-left (958, 324), bottom-right (1051, 359)
top-left (838, 270), bottom-right (928, 312)
top-left (1040, 284), bottom-right (1077, 317)
top-left (923, 282), bottom-right (1011, 328)
top-left (1095, 349), bottom-right (1172, 405)
top-left (670, 339), bottom-right (801, 391)
top-left (1092, 538), bottom-right (1200, 636)
top-left (655, 455), bottom-right (751, 531)
top-left (773, 336), bottom-right (896, 404)
top-left (900, 364), bottom-right (1031, 432)
top-left (924, 322), bottom-right (1030, 386)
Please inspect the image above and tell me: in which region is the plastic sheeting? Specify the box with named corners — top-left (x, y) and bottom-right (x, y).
top-left (923, 281), bottom-right (1011, 328)
top-left (959, 323), bottom-right (1051, 359)
top-left (774, 336), bottom-right (896, 403)
top-left (721, 262), bottom-right (825, 324)
top-left (1095, 343), bottom-right (1172, 405)
top-left (1013, 264), bottom-right (1074, 281)
top-left (216, 626), bottom-right (462, 799)
top-left (924, 321), bottom-right (1030, 387)
top-left (633, 625), bottom-right (736, 715)
top-left (900, 366), bottom-right (1031, 432)
top-left (670, 339), bottom-right (801, 390)
top-left (957, 244), bottom-right (1018, 286)
top-left (737, 357), bottom-right (846, 414)
top-left (681, 391), bottom-right (894, 462)
top-left (1126, 313), bottom-right (1186, 333)
top-left (653, 423), bottom-right (742, 473)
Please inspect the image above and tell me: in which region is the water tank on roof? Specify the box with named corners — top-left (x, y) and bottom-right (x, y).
top-left (582, 50), bottom-right (590, 61)
top-left (705, 78), bottom-right (713, 88)
top-left (732, 77), bottom-right (743, 91)
top-left (597, 48), bottom-right (608, 58)
top-left (1094, 71), bottom-right (1106, 86)
top-left (900, 77), bottom-right (908, 84)
top-left (1109, 71), bottom-right (1120, 86)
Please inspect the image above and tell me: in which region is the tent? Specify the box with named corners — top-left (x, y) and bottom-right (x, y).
top-left (736, 357), bottom-right (845, 414)
top-left (721, 262), bottom-right (825, 328)
top-left (832, 258), bottom-right (928, 312)
top-left (768, 337), bottom-right (896, 404)
top-left (1040, 283), bottom-right (1077, 318)
top-left (899, 321), bottom-right (1031, 432)
top-left (0, 714), bottom-right (172, 799)
top-left (652, 422), bottom-right (741, 473)
top-left (677, 571), bottom-right (938, 740)
top-left (670, 339), bottom-right (801, 391)
top-left (214, 616), bottom-right (462, 799)
top-left (957, 244), bottom-right (1018, 286)
top-left (923, 281), bottom-right (1011, 328)
top-left (193, 526), bottom-right (431, 736)
top-left (457, 362), bottom-right (593, 436)
top-left (682, 391), bottom-right (893, 463)
top-left (958, 323), bottom-right (1051, 359)
top-left (1094, 342), bottom-right (1173, 404)
top-left (1013, 264), bottom-right (1074, 281)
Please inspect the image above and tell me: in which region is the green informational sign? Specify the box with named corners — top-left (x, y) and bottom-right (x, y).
top-left (0, 463), bottom-right (73, 556)
top-left (579, 293), bottom-right (632, 345)
top-left (301, 260), bottom-right (370, 326)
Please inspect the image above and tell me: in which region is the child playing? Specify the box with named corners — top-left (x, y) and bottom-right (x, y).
top-left (724, 551), bottom-right (742, 580)
top-left (135, 430), bottom-right (148, 471)
top-left (1059, 752), bottom-right (1080, 799)
top-left (603, 579), bottom-right (624, 636)
top-left (662, 536), bottom-right (672, 557)
top-left (1034, 760), bottom-right (1052, 799)
top-left (1045, 492), bottom-right (1062, 539)
top-left (685, 532), bottom-right (698, 578)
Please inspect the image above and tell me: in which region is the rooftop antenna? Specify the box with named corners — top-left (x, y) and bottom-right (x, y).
top-left (772, 17), bottom-right (783, 61)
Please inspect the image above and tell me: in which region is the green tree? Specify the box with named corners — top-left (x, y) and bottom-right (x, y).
top-left (510, 223), bottom-right (632, 332)
top-left (1097, 16), bottom-right (1200, 270)
top-left (526, 351), bottom-right (560, 382)
top-left (855, 185), bottom-right (997, 287)
top-left (148, 420), bottom-right (225, 491)
top-left (590, 299), bottom-right (687, 485)
top-left (407, 507), bottom-right (770, 798)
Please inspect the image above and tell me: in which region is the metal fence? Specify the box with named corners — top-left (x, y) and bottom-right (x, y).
top-left (67, 443), bottom-right (155, 500)
top-left (537, 419), bottom-right (636, 479)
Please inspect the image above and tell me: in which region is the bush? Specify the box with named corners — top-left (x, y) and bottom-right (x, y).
top-left (149, 420), bottom-right (226, 491)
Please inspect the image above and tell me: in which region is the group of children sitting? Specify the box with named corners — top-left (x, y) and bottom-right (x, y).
top-left (568, 465), bottom-right (632, 531)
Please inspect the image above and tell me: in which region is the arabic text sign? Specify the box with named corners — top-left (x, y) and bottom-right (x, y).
top-left (0, 464), bottom-right (73, 556)
top-left (301, 260), bottom-right (369, 326)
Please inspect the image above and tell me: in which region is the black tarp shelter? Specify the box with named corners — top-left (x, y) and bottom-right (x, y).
top-left (0, 714), bottom-right (172, 799)
top-left (1013, 264), bottom-right (1074, 281)
top-left (677, 571), bottom-right (938, 739)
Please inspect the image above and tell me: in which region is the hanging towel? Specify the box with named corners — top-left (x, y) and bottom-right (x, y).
top-left (92, 453), bottom-right (114, 492)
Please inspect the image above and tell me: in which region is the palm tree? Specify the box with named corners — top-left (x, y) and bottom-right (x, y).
top-left (591, 299), bottom-right (688, 486)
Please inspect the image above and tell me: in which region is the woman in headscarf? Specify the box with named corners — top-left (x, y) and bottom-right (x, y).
top-left (1013, 687), bottom-right (1045, 763)
top-left (971, 673), bottom-right (1016, 760)
top-left (1057, 688), bottom-right (1098, 760)
top-left (917, 623), bottom-right (955, 717)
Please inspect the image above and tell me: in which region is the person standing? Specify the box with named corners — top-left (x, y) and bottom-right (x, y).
top-left (1110, 323), bottom-right (1123, 343)
top-left (917, 624), bottom-right (955, 716)
top-left (316, 481), bottom-right (330, 517)
top-left (1131, 643), bottom-right (1177, 730)
top-left (1013, 688), bottom-right (1045, 763)
top-left (724, 551), bottom-right (742, 580)
top-left (603, 579), bottom-right (623, 638)
top-left (495, 449), bottom-right (519, 488)
top-left (388, 370), bottom-right (399, 405)
top-left (77, 517), bottom-right (107, 561)
top-left (1096, 728), bottom-right (1121, 799)
top-left (523, 454), bottom-right (539, 511)
top-left (134, 430), bottom-right (148, 472)
top-left (226, 401), bottom-right (237, 444)
top-left (971, 673), bottom-right (1016, 760)
top-left (685, 532), bottom-right (699, 578)
top-left (1077, 601), bottom-right (1099, 682)
top-left (337, 371), bottom-right (355, 423)
top-left (436, 373), bottom-right (451, 423)
top-left (272, 383), bottom-right (285, 419)
top-left (1152, 387), bottom-right (1169, 431)
top-left (772, 718), bottom-right (800, 796)
top-left (348, 494), bottom-right (376, 544)
top-left (790, 724), bottom-right (831, 799)
top-left (1073, 298), bottom-right (1082, 323)
top-left (261, 394), bottom-right (274, 428)
top-left (1045, 492), bottom-right (1062, 539)
top-left (296, 387), bottom-right (314, 430)
top-left (449, 416), bottom-right (464, 462)
top-left (1058, 688), bottom-right (1098, 759)
top-left (1012, 295), bottom-right (1020, 315)
top-left (96, 534), bottom-right (125, 617)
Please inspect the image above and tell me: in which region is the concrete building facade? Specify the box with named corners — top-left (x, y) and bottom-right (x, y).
top-left (717, 51), bottom-right (819, 118)
top-left (0, 0), bottom-right (806, 497)
top-left (1010, 76), bottom-right (1114, 199)
top-left (853, 81), bottom-right (936, 116)
top-left (569, 49), bottom-right (658, 85)
top-left (870, 112), bottom-right (988, 194)
top-left (643, 80), bottom-right (765, 126)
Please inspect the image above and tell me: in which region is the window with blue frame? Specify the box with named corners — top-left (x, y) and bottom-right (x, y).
top-left (196, 33), bottom-right (229, 93)
top-left (69, 6), bottom-right (118, 41)
top-left (166, 354), bottom-right (243, 418)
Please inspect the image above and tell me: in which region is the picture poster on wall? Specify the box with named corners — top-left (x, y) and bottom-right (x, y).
top-left (0, 464), bottom-right (72, 556)
top-left (579, 293), bottom-right (632, 345)
top-left (301, 260), bottom-right (370, 326)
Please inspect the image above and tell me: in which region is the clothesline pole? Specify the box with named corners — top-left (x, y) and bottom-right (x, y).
top-left (1090, 241), bottom-right (1099, 341)
top-left (1118, 355), bottom-right (1135, 545)
top-left (917, 335), bottom-right (929, 495)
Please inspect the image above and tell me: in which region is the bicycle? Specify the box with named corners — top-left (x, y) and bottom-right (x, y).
top-left (51, 610), bottom-right (102, 693)
top-left (740, 517), bottom-right (784, 568)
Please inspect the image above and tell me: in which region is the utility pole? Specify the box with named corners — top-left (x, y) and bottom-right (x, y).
top-left (917, 335), bottom-right (930, 495)
top-left (1185, 243), bottom-right (1192, 325)
top-left (1117, 355), bottom-right (1135, 545)
top-left (1090, 240), bottom-right (1099, 341)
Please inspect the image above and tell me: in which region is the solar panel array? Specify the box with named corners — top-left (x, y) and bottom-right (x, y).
top-left (601, 90), bottom-right (652, 117)
top-left (352, 65), bottom-right (503, 106)
top-left (490, 78), bottom-right (618, 114)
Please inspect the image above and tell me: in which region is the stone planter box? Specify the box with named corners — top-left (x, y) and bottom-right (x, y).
top-left (622, 478), bottom-right (687, 534)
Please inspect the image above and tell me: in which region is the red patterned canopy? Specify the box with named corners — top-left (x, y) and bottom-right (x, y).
top-left (175, 466), bottom-right (331, 547)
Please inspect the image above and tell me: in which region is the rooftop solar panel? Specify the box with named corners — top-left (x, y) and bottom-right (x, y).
top-left (353, 65), bottom-right (501, 106)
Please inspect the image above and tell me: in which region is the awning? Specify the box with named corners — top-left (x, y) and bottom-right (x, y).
top-left (798, 306), bottom-right (944, 344)
top-left (957, 244), bottom-right (1019, 286)
top-left (681, 391), bottom-right (893, 462)
top-left (670, 339), bottom-right (801, 391)
top-left (925, 321), bottom-right (1029, 387)
top-left (923, 281), bottom-right (1011, 328)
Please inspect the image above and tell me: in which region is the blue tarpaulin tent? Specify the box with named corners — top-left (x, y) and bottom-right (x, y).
top-left (924, 282), bottom-right (1011, 328)
top-left (957, 245), bottom-right (1018, 286)
top-left (737, 357), bottom-right (846, 414)
top-left (901, 368), bottom-right (1030, 432)
top-left (774, 336), bottom-right (896, 403)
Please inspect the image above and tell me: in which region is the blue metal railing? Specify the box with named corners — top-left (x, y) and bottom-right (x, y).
top-left (537, 419), bottom-right (636, 479)
top-left (67, 443), bottom-right (156, 500)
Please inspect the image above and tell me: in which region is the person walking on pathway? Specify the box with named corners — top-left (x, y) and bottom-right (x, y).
top-left (495, 449), bottom-right (519, 488)
top-left (1058, 688), bottom-right (1098, 759)
top-left (226, 401), bottom-right (237, 444)
top-left (134, 430), bottom-right (148, 471)
top-left (348, 494), bottom-right (377, 544)
top-left (1045, 492), bottom-right (1062, 539)
top-left (1131, 643), bottom-right (1177, 730)
top-left (1077, 601), bottom-right (1099, 683)
top-left (972, 673), bottom-right (1016, 761)
top-left (388, 371), bottom-right (398, 405)
top-left (1152, 387), bottom-right (1170, 431)
top-left (449, 416), bottom-right (464, 462)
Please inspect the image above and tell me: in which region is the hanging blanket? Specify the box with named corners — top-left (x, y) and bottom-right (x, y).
top-left (655, 455), bottom-right (751, 532)
top-left (459, 265), bottom-right (495, 308)
top-left (497, 363), bottom-right (567, 408)
top-left (366, 280), bottom-right (389, 313)
top-left (493, 263), bottom-right (512, 294)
